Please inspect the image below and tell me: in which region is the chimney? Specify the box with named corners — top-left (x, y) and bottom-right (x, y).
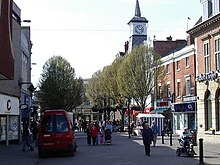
top-left (200, 0), bottom-right (212, 21)
top-left (166, 36), bottom-right (172, 41)
top-left (124, 41), bottom-right (129, 53)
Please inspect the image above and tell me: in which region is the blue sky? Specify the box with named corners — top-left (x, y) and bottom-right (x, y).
top-left (14, 0), bottom-right (201, 87)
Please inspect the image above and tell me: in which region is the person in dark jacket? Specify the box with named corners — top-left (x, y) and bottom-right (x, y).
top-left (86, 123), bottom-right (92, 145)
top-left (22, 124), bottom-right (34, 152)
top-left (142, 123), bottom-right (153, 156)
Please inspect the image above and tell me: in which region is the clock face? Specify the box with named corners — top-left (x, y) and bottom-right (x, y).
top-left (135, 25), bottom-right (144, 34)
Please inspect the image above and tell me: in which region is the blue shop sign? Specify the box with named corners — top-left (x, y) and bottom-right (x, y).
top-left (174, 102), bottom-right (195, 112)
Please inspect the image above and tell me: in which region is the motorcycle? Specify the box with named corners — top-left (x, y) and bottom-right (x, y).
top-left (176, 136), bottom-right (196, 157)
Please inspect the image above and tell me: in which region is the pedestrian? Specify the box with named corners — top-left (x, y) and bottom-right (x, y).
top-left (151, 120), bottom-right (159, 147)
top-left (106, 121), bottom-right (112, 132)
top-left (99, 126), bottom-right (105, 145)
top-left (91, 123), bottom-right (98, 146)
top-left (31, 120), bottom-right (39, 146)
top-left (130, 121), bottom-right (135, 136)
top-left (95, 121), bottom-right (99, 145)
top-left (142, 118), bottom-right (147, 127)
top-left (142, 123), bottom-right (153, 156)
top-left (86, 123), bottom-right (92, 145)
top-left (22, 124), bottom-right (34, 152)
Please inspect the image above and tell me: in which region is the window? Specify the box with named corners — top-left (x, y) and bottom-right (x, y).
top-left (177, 81), bottom-right (181, 97)
top-left (186, 57), bottom-right (190, 67)
top-left (204, 41), bottom-right (210, 73)
top-left (42, 114), bottom-right (68, 133)
top-left (158, 86), bottom-right (162, 98)
top-left (214, 38), bottom-right (220, 71)
top-left (216, 90), bottom-right (220, 131)
top-left (186, 77), bottom-right (191, 96)
top-left (205, 91), bottom-right (212, 131)
top-left (167, 83), bottom-right (171, 98)
top-left (213, 0), bottom-right (220, 15)
top-left (177, 61), bottom-right (180, 70)
top-left (166, 64), bottom-right (170, 73)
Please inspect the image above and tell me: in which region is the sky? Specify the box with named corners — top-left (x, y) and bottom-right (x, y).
top-left (13, 0), bottom-right (202, 87)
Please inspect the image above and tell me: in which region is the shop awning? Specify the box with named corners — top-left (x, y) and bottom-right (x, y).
top-left (150, 108), bottom-right (171, 114)
top-left (136, 113), bottom-right (164, 118)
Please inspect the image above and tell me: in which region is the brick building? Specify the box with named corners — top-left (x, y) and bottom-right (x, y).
top-left (154, 37), bottom-right (197, 134)
top-left (187, 0), bottom-right (220, 143)
top-left (0, 1), bottom-right (32, 145)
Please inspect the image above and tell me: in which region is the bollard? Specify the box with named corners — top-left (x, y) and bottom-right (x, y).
top-left (199, 138), bottom-right (204, 164)
top-left (170, 131), bottom-right (172, 146)
top-left (162, 130), bottom-right (164, 144)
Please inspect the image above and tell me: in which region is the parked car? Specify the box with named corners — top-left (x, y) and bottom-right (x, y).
top-left (38, 110), bottom-right (76, 157)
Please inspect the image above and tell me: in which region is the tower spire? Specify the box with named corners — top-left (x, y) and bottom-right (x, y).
top-left (135, 0), bottom-right (141, 17)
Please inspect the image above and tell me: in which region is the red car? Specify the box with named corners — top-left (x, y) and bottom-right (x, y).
top-left (38, 110), bottom-right (76, 157)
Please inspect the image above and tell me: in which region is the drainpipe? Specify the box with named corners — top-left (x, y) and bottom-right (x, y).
top-left (172, 52), bottom-right (176, 104)
top-left (193, 44), bottom-right (197, 130)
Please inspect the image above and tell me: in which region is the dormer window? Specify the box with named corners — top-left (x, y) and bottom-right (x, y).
top-left (213, 0), bottom-right (220, 15)
top-left (201, 0), bottom-right (212, 21)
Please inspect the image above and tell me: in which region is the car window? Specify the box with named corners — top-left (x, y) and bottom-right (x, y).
top-left (41, 115), bottom-right (54, 133)
top-left (56, 114), bottom-right (68, 132)
top-left (41, 114), bottom-right (68, 133)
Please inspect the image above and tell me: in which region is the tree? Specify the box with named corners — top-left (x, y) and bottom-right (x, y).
top-left (38, 55), bottom-right (84, 112)
top-left (117, 45), bottom-right (163, 112)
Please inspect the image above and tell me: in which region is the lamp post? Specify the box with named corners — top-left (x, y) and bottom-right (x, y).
top-left (123, 96), bottom-right (131, 138)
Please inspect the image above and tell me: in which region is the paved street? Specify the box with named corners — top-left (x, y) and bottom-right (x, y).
top-left (0, 131), bottom-right (219, 165)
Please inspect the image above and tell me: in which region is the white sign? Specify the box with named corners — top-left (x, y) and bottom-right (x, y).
top-left (0, 94), bottom-right (19, 115)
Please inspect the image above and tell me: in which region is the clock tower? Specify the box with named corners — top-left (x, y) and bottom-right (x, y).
top-left (128, 0), bottom-right (148, 51)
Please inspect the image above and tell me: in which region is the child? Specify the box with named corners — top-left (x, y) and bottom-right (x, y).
top-left (100, 126), bottom-right (105, 144)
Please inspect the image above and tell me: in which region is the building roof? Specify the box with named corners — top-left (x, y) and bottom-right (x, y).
top-left (128, 0), bottom-right (148, 24)
top-left (153, 38), bottom-right (187, 57)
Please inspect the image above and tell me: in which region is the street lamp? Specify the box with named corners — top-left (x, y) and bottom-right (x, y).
top-left (127, 98), bottom-right (131, 138)
top-left (122, 96), bottom-right (131, 138)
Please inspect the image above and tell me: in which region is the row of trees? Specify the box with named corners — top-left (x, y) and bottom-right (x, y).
top-left (87, 44), bottom-right (164, 124)
top-left (34, 44), bottom-right (164, 124)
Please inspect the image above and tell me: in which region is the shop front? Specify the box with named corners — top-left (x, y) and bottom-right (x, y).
top-left (172, 102), bottom-right (196, 135)
top-left (196, 71), bottom-right (220, 143)
top-left (0, 94), bottom-right (20, 145)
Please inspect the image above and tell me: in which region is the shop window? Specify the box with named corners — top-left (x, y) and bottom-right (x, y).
top-left (204, 91), bottom-right (212, 131)
top-left (0, 117), bottom-right (6, 141)
top-left (8, 116), bottom-right (19, 140)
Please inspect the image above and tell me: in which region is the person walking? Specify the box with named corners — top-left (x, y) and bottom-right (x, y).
top-left (31, 120), bottom-right (39, 146)
top-left (130, 121), bottom-right (135, 136)
top-left (142, 123), bottom-right (153, 156)
top-left (91, 123), bottom-right (98, 146)
top-left (142, 118), bottom-right (147, 127)
top-left (22, 124), bottom-right (34, 152)
top-left (151, 120), bottom-right (159, 147)
top-left (86, 123), bottom-right (92, 145)
top-left (99, 126), bottom-right (105, 145)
